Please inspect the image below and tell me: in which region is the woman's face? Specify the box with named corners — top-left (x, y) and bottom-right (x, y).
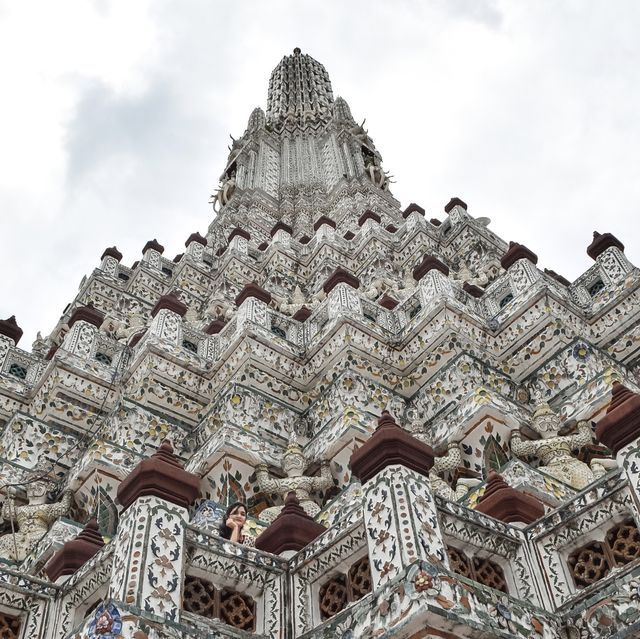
top-left (230, 505), bottom-right (247, 522)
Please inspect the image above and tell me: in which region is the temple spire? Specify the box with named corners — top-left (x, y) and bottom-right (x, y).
top-left (266, 47), bottom-right (334, 128)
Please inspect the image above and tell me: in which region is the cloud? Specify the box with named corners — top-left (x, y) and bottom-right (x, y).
top-left (0, 0), bottom-right (639, 346)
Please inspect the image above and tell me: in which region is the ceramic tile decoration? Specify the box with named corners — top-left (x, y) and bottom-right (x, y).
top-left (0, 47), bottom-right (639, 638)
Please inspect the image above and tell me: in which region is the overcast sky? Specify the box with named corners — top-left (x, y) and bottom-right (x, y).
top-left (1, 0), bottom-right (639, 348)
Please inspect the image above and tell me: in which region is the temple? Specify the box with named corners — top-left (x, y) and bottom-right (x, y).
top-left (1, 47), bottom-right (640, 639)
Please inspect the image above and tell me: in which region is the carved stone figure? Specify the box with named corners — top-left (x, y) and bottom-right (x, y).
top-left (280, 285), bottom-right (311, 315)
top-left (115, 312), bottom-right (146, 342)
top-left (205, 289), bottom-right (233, 320)
top-left (364, 156), bottom-right (388, 189)
top-left (213, 173), bottom-right (237, 211)
top-left (510, 402), bottom-right (617, 490)
top-left (0, 479), bottom-right (73, 561)
top-left (364, 274), bottom-right (398, 301)
top-left (429, 442), bottom-right (480, 501)
top-left (451, 260), bottom-right (489, 288)
top-left (31, 331), bottom-right (49, 357)
top-left (255, 432), bottom-right (333, 523)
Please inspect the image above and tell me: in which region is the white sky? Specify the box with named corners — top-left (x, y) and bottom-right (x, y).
top-left (1, 0), bottom-right (639, 347)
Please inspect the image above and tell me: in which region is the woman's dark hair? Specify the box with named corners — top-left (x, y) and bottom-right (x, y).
top-left (218, 501), bottom-right (248, 539)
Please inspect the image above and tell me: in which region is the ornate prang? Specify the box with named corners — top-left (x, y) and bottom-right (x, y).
top-left (350, 411), bottom-right (434, 484)
top-left (116, 440), bottom-right (200, 510)
top-left (267, 48), bottom-right (334, 128)
top-left (512, 402), bottom-right (616, 489)
top-left (255, 431), bottom-right (333, 523)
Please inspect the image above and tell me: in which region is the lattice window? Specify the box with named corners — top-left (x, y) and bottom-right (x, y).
top-left (588, 279), bottom-right (605, 296)
top-left (183, 575), bottom-right (217, 618)
top-left (319, 574), bottom-right (348, 620)
top-left (446, 545), bottom-right (507, 593)
top-left (569, 542), bottom-right (610, 588)
top-left (348, 556), bottom-right (372, 601)
top-left (220, 590), bottom-right (256, 632)
top-left (0, 612), bottom-right (20, 639)
top-left (567, 520), bottom-right (640, 589)
top-left (446, 546), bottom-right (473, 579)
top-left (319, 556), bottom-right (373, 620)
top-left (7, 364), bottom-right (27, 380)
top-left (473, 557), bottom-right (508, 593)
top-left (182, 576), bottom-right (255, 632)
top-left (271, 324), bottom-right (287, 340)
top-left (499, 293), bottom-right (514, 309)
top-left (182, 340), bottom-right (198, 354)
top-left (607, 521), bottom-right (640, 567)
top-left (95, 352), bottom-right (113, 366)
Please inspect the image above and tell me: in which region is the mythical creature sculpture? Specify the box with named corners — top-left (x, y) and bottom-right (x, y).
top-left (451, 260), bottom-right (489, 288)
top-left (364, 156), bottom-right (388, 189)
top-left (31, 331), bottom-right (49, 357)
top-left (255, 432), bottom-right (333, 523)
top-left (115, 312), bottom-right (146, 343)
top-left (510, 402), bottom-right (617, 490)
top-left (213, 173), bottom-right (237, 211)
top-left (429, 442), bottom-right (480, 501)
top-left (280, 286), bottom-right (315, 316)
top-left (204, 289), bottom-right (234, 321)
top-left (364, 273), bottom-right (401, 301)
top-left (0, 478), bottom-right (73, 561)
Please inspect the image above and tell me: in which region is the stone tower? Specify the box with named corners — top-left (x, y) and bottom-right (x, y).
top-left (0, 48), bottom-right (639, 639)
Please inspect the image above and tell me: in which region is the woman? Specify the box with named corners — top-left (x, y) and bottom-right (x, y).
top-left (218, 502), bottom-right (254, 546)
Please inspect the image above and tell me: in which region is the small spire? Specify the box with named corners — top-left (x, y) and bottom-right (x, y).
top-left (350, 411), bottom-right (435, 484)
top-left (255, 491), bottom-right (326, 554)
top-left (475, 471), bottom-right (545, 524)
top-left (0, 316), bottom-right (23, 345)
top-left (595, 382), bottom-right (640, 454)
